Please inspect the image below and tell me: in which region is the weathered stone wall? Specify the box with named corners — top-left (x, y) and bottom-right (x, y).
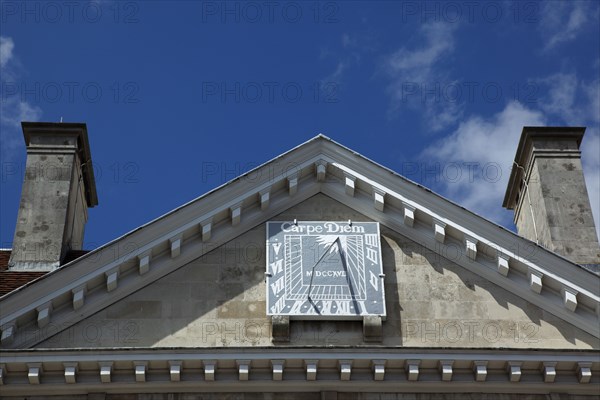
top-left (37, 194), bottom-right (599, 349)
top-left (514, 144), bottom-right (600, 266)
top-left (534, 157), bottom-right (599, 265)
top-left (514, 160), bottom-right (550, 248)
top-left (9, 132), bottom-right (90, 270)
top-left (2, 393), bottom-right (599, 400)
top-left (10, 151), bottom-right (78, 269)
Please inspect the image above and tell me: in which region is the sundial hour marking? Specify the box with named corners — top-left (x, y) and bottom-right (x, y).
top-left (266, 221), bottom-right (385, 319)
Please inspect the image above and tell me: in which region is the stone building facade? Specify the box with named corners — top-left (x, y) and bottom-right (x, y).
top-left (0, 123), bottom-right (598, 398)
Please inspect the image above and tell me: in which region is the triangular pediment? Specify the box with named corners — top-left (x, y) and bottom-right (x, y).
top-left (33, 194), bottom-right (598, 351)
top-left (1, 135), bottom-right (599, 350)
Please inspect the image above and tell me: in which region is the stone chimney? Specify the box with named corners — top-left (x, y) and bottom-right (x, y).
top-left (503, 126), bottom-right (600, 266)
top-left (8, 122), bottom-right (98, 271)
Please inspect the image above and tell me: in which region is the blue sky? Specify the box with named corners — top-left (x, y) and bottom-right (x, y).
top-left (1, 0), bottom-right (599, 249)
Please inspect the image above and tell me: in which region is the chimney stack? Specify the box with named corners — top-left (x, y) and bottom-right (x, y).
top-left (8, 122), bottom-right (98, 271)
top-left (503, 126), bottom-right (600, 266)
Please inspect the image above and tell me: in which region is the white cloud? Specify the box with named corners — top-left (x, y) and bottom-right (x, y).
top-left (384, 22), bottom-right (462, 132)
top-left (323, 61), bottom-right (347, 83)
top-left (535, 73), bottom-right (579, 120)
top-left (342, 33), bottom-right (354, 49)
top-left (386, 22), bottom-right (455, 80)
top-left (0, 97), bottom-right (42, 128)
top-left (0, 97), bottom-right (43, 157)
top-left (341, 31), bottom-right (378, 54)
top-left (421, 101), bottom-right (546, 224)
top-left (0, 36), bottom-right (43, 160)
top-left (534, 72), bottom-right (600, 234)
top-left (533, 72), bottom-right (600, 126)
top-left (0, 36), bottom-right (15, 68)
top-left (320, 32), bottom-right (374, 85)
top-left (582, 78), bottom-right (600, 124)
top-left (539, 1), bottom-right (595, 51)
top-left (421, 69), bottom-right (600, 238)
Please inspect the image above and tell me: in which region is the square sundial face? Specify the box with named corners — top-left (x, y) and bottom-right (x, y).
top-left (266, 221), bottom-right (386, 319)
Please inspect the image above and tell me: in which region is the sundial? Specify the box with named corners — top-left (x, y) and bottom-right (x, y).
top-left (266, 221), bottom-right (386, 319)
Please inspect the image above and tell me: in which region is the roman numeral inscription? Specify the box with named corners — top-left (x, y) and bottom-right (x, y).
top-left (270, 259), bottom-right (283, 275)
top-left (270, 297), bottom-right (286, 314)
top-left (271, 277), bottom-right (285, 295)
top-left (369, 270), bottom-right (378, 290)
top-left (366, 247), bottom-right (378, 264)
top-left (266, 221), bottom-right (386, 319)
top-left (286, 300), bottom-right (363, 315)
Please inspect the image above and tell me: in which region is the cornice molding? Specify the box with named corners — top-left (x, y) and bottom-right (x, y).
top-left (0, 348), bottom-right (597, 395)
top-left (1, 136), bottom-right (599, 349)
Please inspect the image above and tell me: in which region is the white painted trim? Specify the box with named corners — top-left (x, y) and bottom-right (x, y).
top-left (433, 218), bottom-right (446, 243)
top-left (403, 203), bottom-right (416, 227)
top-left (473, 361), bottom-right (487, 382)
top-left (134, 361), bottom-right (147, 382)
top-left (439, 360), bottom-right (453, 381)
top-left (27, 362), bottom-right (41, 384)
top-left (507, 361), bottom-right (522, 382)
top-left (305, 359), bottom-right (318, 381)
top-left (237, 359), bottom-right (251, 381)
top-left (373, 187), bottom-right (386, 212)
top-left (36, 303), bottom-right (52, 328)
top-left (1, 137), bottom-right (598, 348)
top-left (497, 254), bottom-right (510, 276)
top-left (99, 361), bottom-right (112, 383)
top-left (339, 359), bottom-right (352, 381)
top-left (344, 173), bottom-right (356, 197)
top-left (63, 362), bottom-right (77, 384)
top-left (578, 362), bottom-right (592, 383)
top-left (529, 269), bottom-right (543, 294)
top-left (406, 359), bottom-right (420, 381)
top-left (542, 362), bottom-right (556, 383)
top-left (259, 188), bottom-right (271, 211)
top-left (321, 183), bottom-right (600, 337)
top-left (203, 360), bottom-right (216, 381)
top-left (138, 252), bottom-right (151, 275)
top-left (169, 360), bottom-right (182, 382)
top-left (326, 156), bottom-right (598, 299)
top-left (316, 160), bottom-right (327, 182)
top-left (71, 285), bottom-right (86, 310)
top-left (465, 236), bottom-right (477, 261)
top-left (372, 359), bottom-right (385, 381)
top-left (201, 219), bottom-right (212, 242)
top-left (169, 235), bottom-right (182, 259)
top-left (0, 348), bottom-right (598, 394)
top-left (271, 359), bottom-right (284, 381)
top-left (563, 287), bottom-right (579, 312)
top-left (105, 269), bottom-right (119, 292)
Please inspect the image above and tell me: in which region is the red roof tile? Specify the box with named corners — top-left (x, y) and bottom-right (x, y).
top-left (0, 271), bottom-right (47, 296)
top-left (0, 250), bottom-right (10, 271)
top-left (0, 249), bottom-right (90, 296)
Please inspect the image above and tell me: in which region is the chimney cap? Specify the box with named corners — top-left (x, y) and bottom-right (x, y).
top-left (503, 126), bottom-right (586, 210)
top-left (21, 121), bottom-right (98, 207)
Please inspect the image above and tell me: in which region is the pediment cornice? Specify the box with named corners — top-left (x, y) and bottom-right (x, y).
top-left (1, 135), bottom-right (599, 349)
top-left (0, 347), bottom-right (598, 395)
